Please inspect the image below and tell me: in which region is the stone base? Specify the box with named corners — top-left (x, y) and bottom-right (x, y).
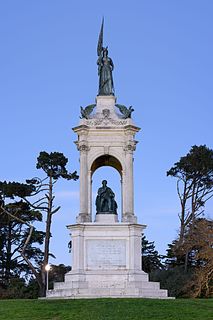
top-left (46, 270), bottom-right (169, 299)
top-left (95, 213), bottom-right (118, 223)
top-left (46, 221), bottom-right (171, 299)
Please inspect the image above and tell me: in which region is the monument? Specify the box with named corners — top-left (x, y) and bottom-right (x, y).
top-left (46, 21), bottom-right (169, 298)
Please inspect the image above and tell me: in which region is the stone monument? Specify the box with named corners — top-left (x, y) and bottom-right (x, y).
top-left (46, 20), bottom-right (169, 298)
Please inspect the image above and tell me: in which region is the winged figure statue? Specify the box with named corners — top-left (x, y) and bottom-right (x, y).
top-left (115, 104), bottom-right (134, 119)
top-left (80, 104), bottom-right (96, 119)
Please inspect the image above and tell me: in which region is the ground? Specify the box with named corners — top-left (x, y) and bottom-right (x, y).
top-left (1, 298), bottom-right (213, 320)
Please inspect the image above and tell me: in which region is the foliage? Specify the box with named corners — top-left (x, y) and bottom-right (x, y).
top-left (177, 218), bottom-right (213, 297)
top-left (0, 181), bottom-right (36, 199)
top-left (36, 151), bottom-right (79, 181)
top-left (163, 218), bottom-right (213, 298)
top-left (48, 264), bottom-right (71, 290)
top-left (0, 277), bottom-right (39, 299)
top-left (0, 151), bottom-right (78, 297)
top-left (167, 145), bottom-right (213, 242)
top-left (150, 266), bottom-right (194, 297)
top-left (0, 200), bottom-right (45, 287)
top-left (142, 236), bottom-right (163, 273)
top-left (49, 264), bottom-right (71, 283)
top-left (1, 299), bottom-right (213, 320)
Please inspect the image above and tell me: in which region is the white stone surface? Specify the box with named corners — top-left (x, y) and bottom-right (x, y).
top-left (95, 213), bottom-right (118, 223)
top-left (46, 222), bottom-right (170, 299)
top-left (86, 239), bottom-right (126, 269)
top-left (73, 95), bottom-right (140, 223)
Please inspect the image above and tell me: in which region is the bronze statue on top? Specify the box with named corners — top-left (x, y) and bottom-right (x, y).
top-left (97, 19), bottom-right (114, 96)
top-left (96, 180), bottom-right (117, 214)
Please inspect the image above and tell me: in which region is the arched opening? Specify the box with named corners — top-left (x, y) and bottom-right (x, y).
top-left (91, 155), bottom-right (122, 176)
top-left (90, 155), bottom-right (123, 221)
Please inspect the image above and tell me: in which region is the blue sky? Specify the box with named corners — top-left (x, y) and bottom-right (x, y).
top-left (0, 1), bottom-right (212, 265)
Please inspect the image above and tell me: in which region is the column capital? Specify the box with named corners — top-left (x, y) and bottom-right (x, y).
top-left (76, 141), bottom-right (90, 152)
top-left (124, 141), bottom-right (137, 153)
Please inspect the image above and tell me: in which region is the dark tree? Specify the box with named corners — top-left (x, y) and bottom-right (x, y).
top-left (47, 264), bottom-right (71, 289)
top-left (142, 236), bottom-right (163, 273)
top-left (0, 193), bottom-right (45, 289)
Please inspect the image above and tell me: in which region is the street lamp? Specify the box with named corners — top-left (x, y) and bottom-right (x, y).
top-left (45, 264), bottom-right (51, 291)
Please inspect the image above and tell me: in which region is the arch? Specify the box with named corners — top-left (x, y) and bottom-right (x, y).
top-left (90, 154), bottom-right (123, 176)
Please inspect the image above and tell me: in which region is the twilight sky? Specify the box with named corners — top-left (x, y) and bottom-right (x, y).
top-left (0, 0), bottom-right (212, 265)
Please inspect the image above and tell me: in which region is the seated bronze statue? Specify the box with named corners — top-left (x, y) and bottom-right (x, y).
top-left (95, 180), bottom-right (117, 214)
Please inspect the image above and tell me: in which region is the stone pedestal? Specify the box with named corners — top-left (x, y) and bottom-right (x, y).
top-left (95, 213), bottom-right (119, 223)
top-left (46, 217), bottom-right (169, 299)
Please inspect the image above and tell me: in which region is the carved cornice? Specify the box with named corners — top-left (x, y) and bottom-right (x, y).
top-left (72, 125), bottom-right (89, 134)
top-left (124, 125), bottom-right (141, 134)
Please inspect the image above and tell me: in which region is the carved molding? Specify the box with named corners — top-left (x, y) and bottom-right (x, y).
top-left (86, 117), bottom-right (128, 127)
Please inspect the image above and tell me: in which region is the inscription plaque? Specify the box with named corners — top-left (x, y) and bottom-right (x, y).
top-left (86, 239), bottom-right (126, 269)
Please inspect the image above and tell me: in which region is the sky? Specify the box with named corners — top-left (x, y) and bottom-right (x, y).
top-left (0, 1), bottom-right (213, 266)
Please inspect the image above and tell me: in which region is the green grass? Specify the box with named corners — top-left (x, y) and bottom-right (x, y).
top-left (0, 298), bottom-right (213, 320)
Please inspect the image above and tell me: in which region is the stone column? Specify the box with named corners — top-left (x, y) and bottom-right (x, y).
top-left (129, 225), bottom-right (145, 271)
top-left (120, 174), bottom-right (123, 223)
top-left (122, 142), bottom-right (137, 223)
top-left (76, 143), bottom-right (90, 223)
top-left (88, 170), bottom-right (92, 222)
top-left (68, 225), bottom-right (85, 272)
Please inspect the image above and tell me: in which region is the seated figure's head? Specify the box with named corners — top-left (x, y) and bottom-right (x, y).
top-left (102, 180), bottom-right (107, 186)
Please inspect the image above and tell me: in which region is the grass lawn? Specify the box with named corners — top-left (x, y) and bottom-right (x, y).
top-left (0, 298), bottom-right (212, 320)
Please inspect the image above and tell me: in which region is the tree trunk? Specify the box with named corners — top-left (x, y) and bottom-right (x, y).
top-left (184, 250), bottom-right (189, 273)
top-left (5, 221), bottom-right (12, 285)
top-left (41, 175), bottom-right (53, 297)
top-left (179, 181), bottom-right (187, 244)
top-left (179, 201), bottom-right (186, 243)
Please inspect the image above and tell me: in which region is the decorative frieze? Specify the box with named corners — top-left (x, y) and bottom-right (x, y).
top-left (86, 118), bottom-right (128, 127)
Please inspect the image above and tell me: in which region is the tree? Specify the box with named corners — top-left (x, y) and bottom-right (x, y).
top-left (33, 151), bottom-right (78, 296)
top-left (167, 145), bottom-right (213, 243)
top-left (179, 218), bottom-right (213, 297)
top-left (142, 236), bottom-right (163, 273)
top-left (47, 264), bottom-right (71, 290)
top-left (162, 218), bottom-right (213, 298)
top-left (0, 151), bottom-right (78, 297)
top-left (0, 200), bottom-right (45, 288)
